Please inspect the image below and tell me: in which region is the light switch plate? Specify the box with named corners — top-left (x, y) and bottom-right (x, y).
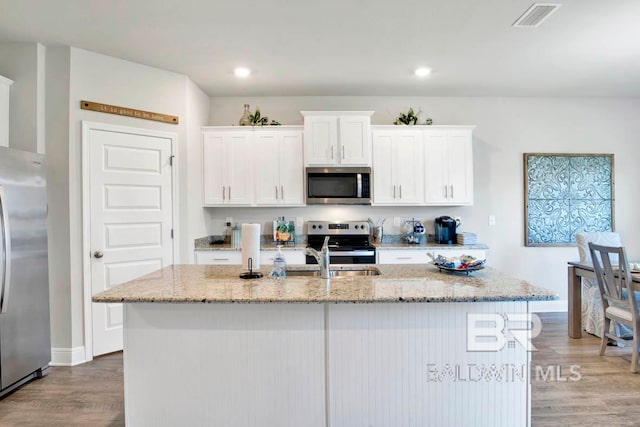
top-left (296, 217), bottom-right (303, 228)
top-left (488, 215), bottom-right (496, 226)
top-left (393, 217), bottom-right (401, 227)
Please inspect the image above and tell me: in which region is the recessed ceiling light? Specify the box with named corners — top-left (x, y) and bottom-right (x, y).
top-left (234, 67), bottom-right (251, 78)
top-left (414, 67), bottom-right (431, 77)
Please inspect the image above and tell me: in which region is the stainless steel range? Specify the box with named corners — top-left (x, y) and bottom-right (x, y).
top-left (306, 220), bottom-right (376, 264)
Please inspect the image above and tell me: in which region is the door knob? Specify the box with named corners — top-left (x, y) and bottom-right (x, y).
top-left (93, 251), bottom-right (104, 259)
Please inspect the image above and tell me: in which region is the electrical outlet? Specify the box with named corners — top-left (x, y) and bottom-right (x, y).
top-left (225, 217), bottom-right (233, 227)
top-left (393, 217), bottom-right (401, 227)
top-left (296, 217), bottom-right (303, 228)
top-left (454, 216), bottom-right (461, 224)
top-left (488, 215), bottom-right (496, 226)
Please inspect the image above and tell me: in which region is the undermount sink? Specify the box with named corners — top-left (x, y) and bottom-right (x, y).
top-left (286, 267), bottom-right (381, 278)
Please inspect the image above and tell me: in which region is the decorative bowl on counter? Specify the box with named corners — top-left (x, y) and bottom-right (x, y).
top-left (427, 252), bottom-right (486, 275)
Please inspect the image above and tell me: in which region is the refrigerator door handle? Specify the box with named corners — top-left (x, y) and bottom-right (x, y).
top-left (0, 185), bottom-right (12, 313)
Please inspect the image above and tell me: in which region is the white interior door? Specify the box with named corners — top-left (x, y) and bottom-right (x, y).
top-left (84, 123), bottom-right (174, 357)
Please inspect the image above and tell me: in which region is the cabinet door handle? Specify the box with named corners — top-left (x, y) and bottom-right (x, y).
top-left (396, 257), bottom-right (412, 260)
top-left (275, 185), bottom-right (279, 200)
top-left (399, 185), bottom-right (402, 199)
top-left (342, 146), bottom-right (345, 159)
top-left (222, 186), bottom-right (226, 201)
top-left (213, 258), bottom-right (229, 261)
top-left (450, 185), bottom-right (454, 199)
top-left (330, 146), bottom-right (334, 160)
top-left (228, 186), bottom-right (231, 200)
top-left (281, 185), bottom-right (284, 200)
top-left (393, 185), bottom-right (396, 199)
top-left (444, 185), bottom-right (447, 198)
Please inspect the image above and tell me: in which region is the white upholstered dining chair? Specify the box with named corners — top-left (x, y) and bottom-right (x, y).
top-left (588, 243), bottom-right (640, 373)
top-left (575, 232), bottom-right (624, 338)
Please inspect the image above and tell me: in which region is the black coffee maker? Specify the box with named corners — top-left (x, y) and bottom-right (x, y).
top-left (434, 216), bottom-right (460, 244)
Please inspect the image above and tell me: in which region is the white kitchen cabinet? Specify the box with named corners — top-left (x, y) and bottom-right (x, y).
top-left (0, 75), bottom-right (12, 148)
top-left (202, 129), bottom-right (253, 206)
top-left (377, 248), bottom-right (486, 264)
top-left (194, 251), bottom-right (242, 265)
top-left (254, 129), bottom-right (304, 206)
top-left (423, 127), bottom-right (474, 206)
top-left (372, 129), bottom-right (423, 205)
top-left (301, 111), bottom-right (373, 166)
top-left (260, 250), bottom-right (305, 266)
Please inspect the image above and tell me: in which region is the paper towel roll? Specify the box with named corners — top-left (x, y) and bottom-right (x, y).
top-left (241, 223), bottom-right (261, 270)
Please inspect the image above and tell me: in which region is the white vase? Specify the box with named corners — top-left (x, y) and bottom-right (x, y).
top-left (415, 108), bottom-right (428, 125)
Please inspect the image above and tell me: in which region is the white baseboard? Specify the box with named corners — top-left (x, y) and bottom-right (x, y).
top-left (530, 299), bottom-right (567, 313)
top-left (50, 346), bottom-right (86, 366)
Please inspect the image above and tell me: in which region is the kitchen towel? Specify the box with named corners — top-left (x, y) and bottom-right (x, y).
top-left (241, 223), bottom-right (261, 270)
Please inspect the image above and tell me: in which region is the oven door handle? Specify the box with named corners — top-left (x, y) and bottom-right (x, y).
top-left (330, 250), bottom-right (375, 257)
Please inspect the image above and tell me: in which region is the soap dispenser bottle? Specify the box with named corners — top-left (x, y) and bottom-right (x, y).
top-left (271, 245), bottom-right (287, 278)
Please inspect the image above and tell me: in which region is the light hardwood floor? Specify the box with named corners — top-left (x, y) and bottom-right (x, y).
top-left (0, 312), bottom-right (638, 426)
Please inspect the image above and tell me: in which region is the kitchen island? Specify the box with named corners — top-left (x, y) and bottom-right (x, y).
top-left (94, 264), bottom-right (556, 427)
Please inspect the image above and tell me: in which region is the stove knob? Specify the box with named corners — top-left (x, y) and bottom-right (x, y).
top-left (355, 225), bottom-right (360, 229)
top-left (318, 225), bottom-right (323, 229)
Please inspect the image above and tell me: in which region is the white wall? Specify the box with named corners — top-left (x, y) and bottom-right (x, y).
top-left (0, 42), bottom-right (45, 153)
top-left (207, 96), bottom-right (640, 300)
top-left (43, 47), bottom-right (209, 360)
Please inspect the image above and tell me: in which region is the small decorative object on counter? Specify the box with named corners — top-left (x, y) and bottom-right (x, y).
top-left (427, 252), bottom-right (485, 275)
top-left (231, 223), bottom-right (241, 249)
top-left (270, 245), bottom-right (287, 279)
top-left (402, 218), bottom-right (425, 244)
top-left (394, 108), bottom-right (418, 125)
top-left (238, 104), bottom-right (251, 126)
top-left (274, 217), bottom-right (295, 243)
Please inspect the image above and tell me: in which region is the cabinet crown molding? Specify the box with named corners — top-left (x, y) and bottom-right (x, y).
top-left (301, 111), bottom-right (374, 117)
top-left (202, 125), bottom-right (303, 132)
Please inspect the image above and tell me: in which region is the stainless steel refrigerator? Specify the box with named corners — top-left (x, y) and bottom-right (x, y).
top-left (0, 146), bottom-right (50, 397)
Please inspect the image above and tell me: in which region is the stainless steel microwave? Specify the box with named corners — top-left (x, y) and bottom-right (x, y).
top-left (305, 167), bottom-right (371, 205)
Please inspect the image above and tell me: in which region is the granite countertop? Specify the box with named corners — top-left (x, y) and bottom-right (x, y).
top-left (93, 264), bottom-right (557, 304)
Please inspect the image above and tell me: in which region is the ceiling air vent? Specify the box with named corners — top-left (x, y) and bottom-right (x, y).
top-left (513, 3), bottom-right (561, 27)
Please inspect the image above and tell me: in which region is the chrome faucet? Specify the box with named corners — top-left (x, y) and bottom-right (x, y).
top-left (304, 236), bottom-right (331, 279)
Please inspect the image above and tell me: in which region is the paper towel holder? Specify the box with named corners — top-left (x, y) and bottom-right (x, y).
top-left (239, 257), bottom-right (263, 279)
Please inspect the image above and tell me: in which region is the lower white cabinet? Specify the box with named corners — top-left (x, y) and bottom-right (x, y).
top-left (377, 248), bottom-right (486, 264)
top-left (260, 250), bottom-right (305, 265)
top-left (194, 250), bottom-right (305, 266)
top-left (195, 251), bottom-right (242, 265)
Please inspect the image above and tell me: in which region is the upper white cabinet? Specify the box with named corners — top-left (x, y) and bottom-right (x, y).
top-left (301, 111), bottom-right (373, 166)
top-left (372, 128), bottom-right (424, 205)
top-left (202, 129), bottom-right (254, 206)
top-left (254, 129), bottom-right (304, 206)
top-left (0, 75), bottom-right (12, 148)
top-left (202, 126), bottom-right (304, 207)
top-left (423, 127), bottom-right (474, 206)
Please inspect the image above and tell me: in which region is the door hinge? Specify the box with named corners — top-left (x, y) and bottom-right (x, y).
top-left (171, 229), bottom-right (174, 239)
top-left (169, 155), bottom-right (175, 166)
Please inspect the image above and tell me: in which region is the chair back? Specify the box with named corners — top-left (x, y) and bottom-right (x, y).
top-left (588, 243), bottom-right (636, 318)
top-left (576, 232), bottom-right (621, 265)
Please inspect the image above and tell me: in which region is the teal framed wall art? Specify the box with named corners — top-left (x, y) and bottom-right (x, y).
top-left (524, 153), bottom-right (614, 246)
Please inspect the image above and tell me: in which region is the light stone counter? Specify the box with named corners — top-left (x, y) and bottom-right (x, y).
top-left (92, 264), bottom-right (556, 304)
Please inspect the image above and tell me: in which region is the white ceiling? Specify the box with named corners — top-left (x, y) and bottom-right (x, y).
top-left (0, 0), bottom-right (639, 97)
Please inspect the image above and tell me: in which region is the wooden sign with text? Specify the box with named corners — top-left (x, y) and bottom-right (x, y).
top-left (80, 100), bottom-right (179, 124)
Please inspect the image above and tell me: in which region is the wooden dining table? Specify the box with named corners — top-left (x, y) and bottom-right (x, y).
top-left (567, 261), bottom-right (640, 338)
